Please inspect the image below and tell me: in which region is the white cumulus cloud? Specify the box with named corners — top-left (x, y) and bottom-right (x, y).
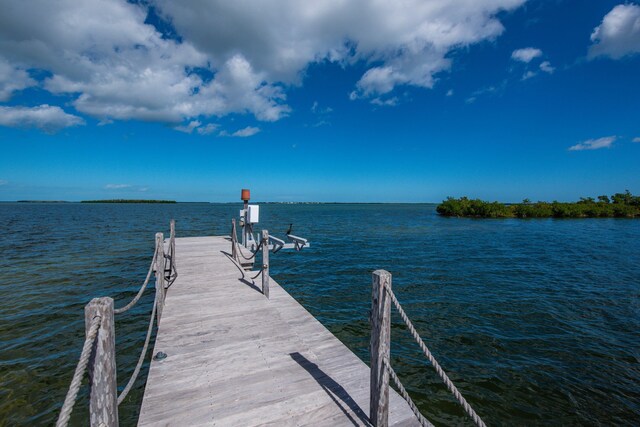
top-left (371, 97), bottom-right (399, 107)
top-left (511, 49), bottom-right (553, 81)
top-left (197, 123), bottom-right (219, 135)
top-left (222, 126), bottom-right (260, 137)
top-left (174, 121), bottom-right (218, 135)
top-left (156, 0), bottom-right (524, 99)
top-left (511, 47), bottom-right (543, 63)
top-left (174, 120), bottom-right (202, 134)
top-left (589, 4), bottom-right (640, 59)
top-left (0, 104), bottom-right (84, 133)
top-left (0, 0), bottom-right (288, 124)
top-left (632, 137), bottom-right (640, 143)
top-left (539, 61), bottom-right (555, 73)
top-left (568, 136), bottom-right (617, 151)
top-left (0, 58), bottom-right (36, 101)
top-left (0, 0), bottom-right (526, 124)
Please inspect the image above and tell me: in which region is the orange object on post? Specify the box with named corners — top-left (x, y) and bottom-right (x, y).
top-left (241, 189), bottom-right (251, 201)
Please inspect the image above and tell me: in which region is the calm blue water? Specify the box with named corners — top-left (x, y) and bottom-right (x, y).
top-left (1, 203), bottom-right (638, 426)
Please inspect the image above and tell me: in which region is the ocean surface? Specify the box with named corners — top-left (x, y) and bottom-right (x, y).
top-left (0, 202), bottom-right (638, 426)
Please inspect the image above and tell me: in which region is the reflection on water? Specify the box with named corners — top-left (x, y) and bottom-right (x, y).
top-left (0, 203), bottom-right (638, 425)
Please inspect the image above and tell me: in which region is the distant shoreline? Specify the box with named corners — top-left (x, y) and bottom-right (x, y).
top-left (81, 199), bottom-right (177, 204)
top-left (15, 200), bottom-right (71, 203)
top-left (3, 200), bottom-right (440, 204)
top-left (437, 191), bottom-right (640, 218)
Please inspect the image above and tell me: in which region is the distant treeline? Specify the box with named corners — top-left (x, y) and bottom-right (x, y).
top-left (81, 199), bottom-right (177, 204)
top-left (437, 191), bottom-right (640, 218)
top-left (17, 200), bottom-right (69, 203)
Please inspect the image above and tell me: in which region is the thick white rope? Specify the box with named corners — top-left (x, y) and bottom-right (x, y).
top-left (385, 286), bottom-right (487, 427)
top-left (114, 248), bottom-right (157, 314)
top-left (117, 292), bottom-right (157, 405)
top-left (56, 315), bottom-right (101, 427)
top-left (384, 359), bottom-right (434, 427)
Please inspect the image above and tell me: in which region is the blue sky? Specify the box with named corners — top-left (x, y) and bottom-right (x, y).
top-left (0, 0), bottom-right (638, 202)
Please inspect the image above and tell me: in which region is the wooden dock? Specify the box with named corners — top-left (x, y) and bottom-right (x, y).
top-left (137, 235), bottom-right (419, 426)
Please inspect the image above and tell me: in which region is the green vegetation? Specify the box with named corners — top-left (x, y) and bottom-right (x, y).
top-left (81, 199), bottom-right (176, 204)
top-left (437, 191), bottom-right (640, 218)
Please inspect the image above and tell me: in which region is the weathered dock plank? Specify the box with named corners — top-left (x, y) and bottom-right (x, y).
top-left (139, 236), bottom-right (419, 426)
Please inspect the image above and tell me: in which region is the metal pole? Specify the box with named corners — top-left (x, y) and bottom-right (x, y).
top-left (243, 200), bottom-right (248, 247)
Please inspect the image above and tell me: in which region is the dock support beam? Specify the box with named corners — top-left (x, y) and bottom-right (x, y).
top-left (155, 232), bottom-right (165, 324)
top-left (262, 230), bottom-right (270, 299)
top-left (85, 297), bottom-right (118, 427)
top-left (370, 270), bottom-right (391, 427)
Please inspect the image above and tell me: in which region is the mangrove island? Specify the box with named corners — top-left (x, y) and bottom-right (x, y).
top-left (437, 191), bottom-right (640, 218)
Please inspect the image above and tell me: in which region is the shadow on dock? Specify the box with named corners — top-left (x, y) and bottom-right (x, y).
top-left (221, 250), bottom-right (263, 294)
top-left (290, 352), bottom-right (371, 426)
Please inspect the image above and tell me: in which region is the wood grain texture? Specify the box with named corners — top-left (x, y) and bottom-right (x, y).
top-left (168, 220), bottom-right (176, 277)
top-left (231, 219), bottom-right (237, 261)
top-left (262, 230), bottom-right (269, 299)
top-left (370, 270), bottom-right (391, 427)
top-left (154, 233), bottom-right (165, 325)
top-left (85, 297), bottom-right (119, 427)
top-left (138, 236), bottom-right (419, 427)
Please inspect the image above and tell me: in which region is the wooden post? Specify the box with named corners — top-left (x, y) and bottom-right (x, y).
top-left (85, 297), bottom-right (118, 427)
top-left (231, 219), bottom-right (237, 260)
top-left (169, 219), bottom-right (175, 257)
top-left (169, 219), bottom-right (176, 277)
top-left (262, 230), bottom-right (269, 299)
top-left (370, 270), bottom-right (391, 427)
top-left (155, 232), bottom-right (165, 324)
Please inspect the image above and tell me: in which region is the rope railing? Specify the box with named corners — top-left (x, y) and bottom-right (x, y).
top-left (56, 315), bottom-right (102, 427)
top-left (235, 239), bottom-right (263, 261)
top-left (114, 249), bottom-right (157, 314)
top-left (117, 291), bottom-right (158, 404)
top-left (164, 219), bottom-right (178, 288)
top-left (57, 220), bottom-right (177, 427)
top-left (384, 360), bottom-right (434, 427)
top-left (385, 285), bottom-right (487, 427)
top-left (370, 270), bottom-right (487, 427)
top-left (250, 266), bottom-right (266, 280)
top-left (230, 220), bottom-right (270, 298)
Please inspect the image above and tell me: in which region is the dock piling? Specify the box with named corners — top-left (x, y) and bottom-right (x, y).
top-left (371, 270), bottom-right (391, 427)
top-left (85, 297), bottom-right (118, 427)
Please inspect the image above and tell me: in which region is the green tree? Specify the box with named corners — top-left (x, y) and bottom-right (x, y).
top-left (611, 190), bottom-right (632, 204)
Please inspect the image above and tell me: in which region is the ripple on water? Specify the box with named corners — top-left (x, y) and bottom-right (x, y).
top-left (0, 203), bottom-right (639, 425)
